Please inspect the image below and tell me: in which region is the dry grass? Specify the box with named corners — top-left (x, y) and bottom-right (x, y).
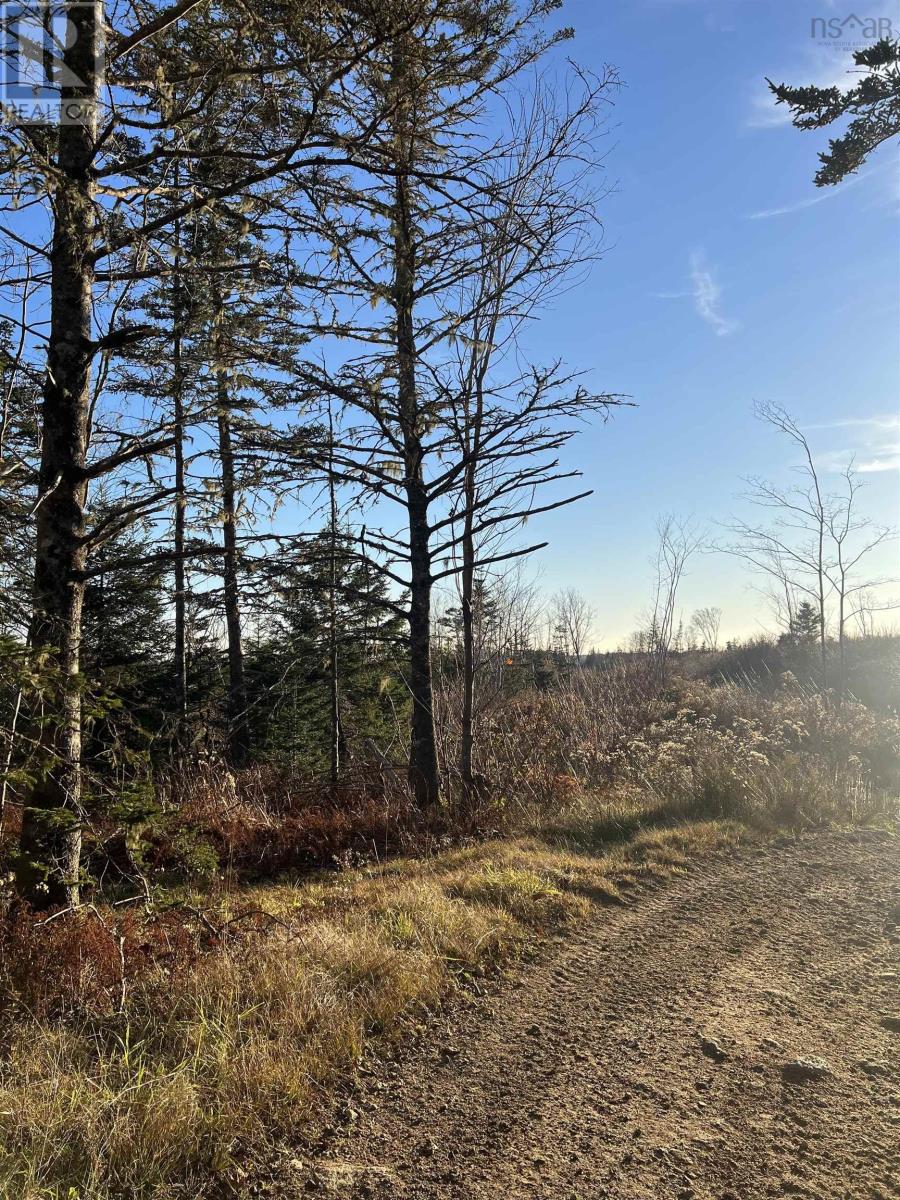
top-left (2, 676), bottom-right (896, 1198)
top-left (0, 812), bottom-right (741, 1200)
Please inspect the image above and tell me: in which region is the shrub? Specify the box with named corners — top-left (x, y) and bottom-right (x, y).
top-left (612, 680), bottom-right (899, 828)
top-left (0, 905), bottom-right (202, 1022)
top-left (145, 762), bottom-right (433, 881)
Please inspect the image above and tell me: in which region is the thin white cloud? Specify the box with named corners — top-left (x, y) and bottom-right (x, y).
top-left (747, 167), bottom-right (873, 219)
top-left (856, 454), bottom-right (900, 473)
top-left (816, 413), bottom-right (900, 475)
top-left (865, 159), bottom-right (900, 215)
top-left (808, 414), bottom-right (900, 432)
top-left (689, 251), bottom-right (738, 337)
top-left (749, 191), bottom-right (837, 219)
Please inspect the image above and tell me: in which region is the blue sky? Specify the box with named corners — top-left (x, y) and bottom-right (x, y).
top-left (5, 0), bottom-right (894, 648)
top-left (512, 0), bottom-right (899, 646)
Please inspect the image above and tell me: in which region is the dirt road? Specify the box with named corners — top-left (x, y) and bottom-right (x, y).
top-left (305, 832), bottom-right (900, 1200)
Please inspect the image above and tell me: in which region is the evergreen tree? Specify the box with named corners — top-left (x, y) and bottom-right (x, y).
top-left (782, 601), bottom-right (823, 647)
top-left (245, 532), bottom-right (405, 773)
top-left (770, 38), bottom-right (900, 185)
top-left (289, 0), bottom-right (602, 806)
top-left (0, 318), bottom-right (39, 638)
top-left (2, 0), bottom-right (410, 904)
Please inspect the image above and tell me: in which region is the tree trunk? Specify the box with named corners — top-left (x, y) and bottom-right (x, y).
top-left (406, 489), bottom-right (439, 808)
top-left (460, 499), bottom-right (476, 806)
top-left (459, 373), bottom-right (486, 807)
top-left (837, 583), bottom-right (847, 702)
top-left (392, 54), bottom-right (440, 809)
top-left (172, 219), bottom-right (188, 737)
top-left (817, 545), bottom-right (828, 691)
top-left (812, 473), bottom-right (828, 691)
top-left (328, 599), bottom-right (341, 784)
top-left (215, 367), bottom-right (249, 767)
top-left (327, 411), bottom-right (341, 784)
top-left (18, 1), bottom-right (100, 906)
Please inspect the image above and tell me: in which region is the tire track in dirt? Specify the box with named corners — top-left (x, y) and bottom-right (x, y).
top-left (300, 832), bottom-right (900, 1200)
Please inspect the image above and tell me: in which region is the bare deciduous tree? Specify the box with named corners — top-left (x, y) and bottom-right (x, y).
top-left (727, 404), bottom-right (896, 694)
top-left (824, 464), bottom-right (897, 696)
top-left (551, 588), bottom-right (595, 663)
top-left (690, 606), bottom-right (722, 651)
top-left (645, 516), bottom-right (702, 681)
top-left (281, 17), bottom-right (621, 808)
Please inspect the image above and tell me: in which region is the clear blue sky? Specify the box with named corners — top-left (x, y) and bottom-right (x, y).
top-left (515, 0), bottom-right (899, 647)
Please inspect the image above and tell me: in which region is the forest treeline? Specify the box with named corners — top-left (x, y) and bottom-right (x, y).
top-left (0, 0), bottom-right (631, 906)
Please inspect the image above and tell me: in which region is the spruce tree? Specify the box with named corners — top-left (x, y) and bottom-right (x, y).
top-left (770, 38), bottom-right (900, 185)
top-left (289, 0), bottom-right (592, 806)
top-left (1, 0), bottom-right (417, 904)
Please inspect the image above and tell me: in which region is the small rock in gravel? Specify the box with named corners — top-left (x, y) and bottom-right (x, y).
top-left (858, 1060), bottom-right (890, 1077)
top-left (526, 1023), bottom-right (542, 1037)
top-left (782, 1058), bottom-right (831, 1083)
top-left (878, 1015), bottom-right (900, 1033)
top-left (701, 1038), bottom-right (729, 1063)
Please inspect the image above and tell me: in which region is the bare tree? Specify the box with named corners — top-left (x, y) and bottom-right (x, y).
top-left (551, 588), bottom-right (595, 663)
top-left (853, 590), bottom-right (883, 639)
top-left (690, 606), bottom-right (722, 651)
top-left (645, 516), bottom-right (702, 681)
top-left (726, 404), bottom-right (832, 685)
top-left (281, 16), bottom-right (620, 808)
top-left (435, 83), bottom-right (619, 805)
top-left (494, 565), bottom-right (546, 659)
top-left (824, 464), bottom-right (897, 696)
top-left (727, 404), bottom-right (896, 693)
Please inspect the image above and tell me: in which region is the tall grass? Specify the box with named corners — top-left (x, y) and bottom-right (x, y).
top-left (0, 820), bottom-right (737, 1200)
top-left (468, 673), bottom-right (899, 828)
top-left (0, 673), bottom-right (897, 1198)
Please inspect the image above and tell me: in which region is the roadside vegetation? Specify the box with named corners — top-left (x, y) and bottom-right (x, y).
top-left (1, 654), bottom-right (897, 1200)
